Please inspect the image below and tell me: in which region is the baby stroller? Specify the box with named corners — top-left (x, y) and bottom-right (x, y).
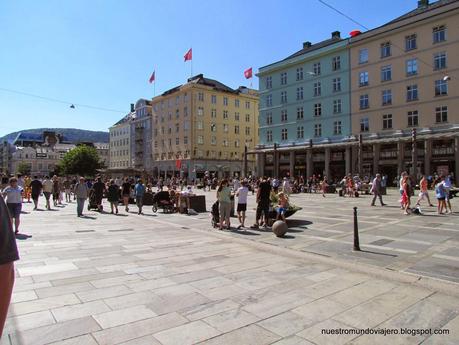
top-left (87, 189), bottom-right (103, 211)
top-left (211, 200), bottom-right (220, 228)
top-left (152, 191), bottom-right (175, 213)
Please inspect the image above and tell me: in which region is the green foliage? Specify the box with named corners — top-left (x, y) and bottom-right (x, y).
top-left (58, 145), bottom-right (102, 177)
top-left (16, 162), bottom-right (31, 175)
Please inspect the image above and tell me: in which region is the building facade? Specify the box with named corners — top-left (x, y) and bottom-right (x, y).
top-left (130, 99), bottom-right (153, 173)
top-left (257, 31), bottom-right (352, 179)
top-left (350, 0), bottom-right (459, 184)
top-left (0, 141), bottom-right (13, 174)
top-left (152, 74), bottom-right (258, 180)
top-left (109, 113), bottom-right (132, 172)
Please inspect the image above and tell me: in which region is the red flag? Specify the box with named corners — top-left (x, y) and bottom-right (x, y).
top-left (184, 48), bottom-right (192, 61)
top-left (176, 159), bottom-right (182, 169)
top-left (244, 67), bottom-right (253, 79)
top-left (148, 70), bottom-right (155, 83)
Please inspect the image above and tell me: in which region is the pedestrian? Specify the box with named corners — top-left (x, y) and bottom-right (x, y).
top-left (236, 180), bottom-right (249, 229)
top-left (399, 171), bottom-right (407, 209)
top-left (401, 175), bottom-right (411, 215)
top-left (435, 177), bottom-right (447, 215)
top-left (216, 179), bottom-right (232, 230)
top-left (74, 177), bottom-right (89, 217)
top-left (282, 177), bottom-right (291, 195)
top-left (107, 179), bottom-right (119, 214)
top-left (321, 176), bottom-right (328, 198)
top-left (30, 176), bottom-right (43, 210)
top-left (276, 191), bottom-right (288, 222)
top-left (121, 177), bottom-right (131, 212)
top-left (415, 175), bottom-right (434, 208)
top-left (370, 173), bottom-right (386, 206)
top-left (251, 177), bottom-right (271, 230)
top-left (24, 175), bottom-right (32, 203)
top-left (92, 177), bottom-right (105, 212)
top-left (443, 175), bottom-right (453, 214)
top-left (52, 175), bottom-right (60, 207)
top-left (63, 177), bottom-right (71, 203)
top-left (2, 177), bottom-right (23, 234)
top-left (0, 194), bottom-right (19, 338)
top-left (134, 179), bottom-right (145, 215)
top-left (42, 176), bottom-right (53, 210)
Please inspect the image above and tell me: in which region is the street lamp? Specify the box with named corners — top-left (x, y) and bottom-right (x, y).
top-left (243, 139), bottom-right (253, 178)
top-left (411, 128), bottom-right (417, 180)
top-left (273, 142), bottom-right (278, 178)
top-left (358, 134), bottom-right (363, 176)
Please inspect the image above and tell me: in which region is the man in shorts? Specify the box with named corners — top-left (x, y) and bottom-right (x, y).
top-left (2, 177), bottom-right (23, 234)
top-left (415, 174), bottom-right (434, 208)
top-left (236, 181), bottom-right (249, 229)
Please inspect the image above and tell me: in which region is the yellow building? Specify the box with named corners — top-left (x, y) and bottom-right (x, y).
top-left (152, 74), bottom-right (258, 180)
top-left (350, 0), bottom-right (459, 183)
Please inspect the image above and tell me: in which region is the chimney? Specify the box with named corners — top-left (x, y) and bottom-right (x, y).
top-left (130, 103), bottom-right (135, 112)
top-left (418, 0), bottom-right (429, 8)
top-left (303, 41), bottom-right (312, 49)
top-left (331, 31), bottom-right (341, 39)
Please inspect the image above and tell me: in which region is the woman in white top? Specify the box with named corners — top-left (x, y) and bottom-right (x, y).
top-left (2, 177), bottom-right (23, 234)
top-left (236, 181), bottom-right (249, 229)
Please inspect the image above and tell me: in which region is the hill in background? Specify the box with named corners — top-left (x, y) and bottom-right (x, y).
top-left (0, 128), bottom-right (109, 144)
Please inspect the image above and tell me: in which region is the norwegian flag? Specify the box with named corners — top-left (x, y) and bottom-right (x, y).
top-left (184, 48), bottom-right (192, 61)
top-left (148, 70), bottom-right (155, 83)
top-left (244, 67), bottom-right (253, 79)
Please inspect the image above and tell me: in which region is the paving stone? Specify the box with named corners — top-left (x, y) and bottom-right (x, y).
top-left (202, 308), bottom-right (260, 333)
top-left (4, 311), bottom-right (55, 333)
top-left (124, 277), bottom-right (176, 292)
top-left (18, 263), bottom-right (79, 277)
top-left (47, 334), bottom-right (98, 345)
top-left (181, 299), bottom-right (240, 321)
top-left (271, 336), bottom-right (316, 345)
top-left (117, 335), bottom-right (162, 345)
top-left (90, 274), bottom-right (143, 288)
top-left (35, 282), bottom-right (94, 299)
top-left (8, 294), bottom-right (80, 317)
top-left (51, 300), bottom-right (111, 322)
top-left (11, 290), bottom-right (38, 304)
top-left (153, 320), bottom-right (221, 345)
top-left (93, 304), bottom-right (156, 329)
top-left (76, 285), bottom-right (134, 302)
top-left (198, 324), bottom-right (281, 345)
top-left (147, 291), bottom-right (211, 315)
top-left (103, 291), bottom-right (163, 310)
top-left (297, 319), bottom-right (358, 345)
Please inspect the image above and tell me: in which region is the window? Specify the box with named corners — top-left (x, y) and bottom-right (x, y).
top-left (211, 136), bottom-right (217, 145)
top-left (223, 110), bottom-right (228, 119)
top-left (184, 93), bottom-right (188, 102)
top-left (211, 109), bottom-right (216, 118)
top-left (434, 52), bottom-right (446, 70)
top-left (407, 110), bottom-right (418, 127)
top-left (175, 109), bottom-right (180, 119)
top-left (210, 123), bottom-right (217, 132)
top-left (184, 107), bottom-right (188, 116)
top-left (382, 114), bottom-right (393, 129)
top-left (266, 76), bottom-right (272, 89)
top-left (406, 59), bottom-right (418, 76)
top-left (197, 120), bottom-right (203, 130)
top-left (281, 91), bottom-right (287, 103)
top-left (314, 82), bottom-right (321, 96)
top-left (266, 113), bottom-right (272, 124)
top-left (197, 107), bottom-right (203, 116)
top-left (197, 135), bottom-right (204, 144)
top-left (433, 25), bottom-right (446, 43)
top-left (198, 92), bottom-right (204, 101)
top-left (407, 85), bottom-right (418, 101)
top-left (360, 118), bottom-right (369, 132)
top-left (359, 48), bottom-right (368, 64)
top-left (313, 62), bottom-right (321, 75)
top-left (168, 127), bottom-right (172, 134)
top-left (314, 124), bottom-right (322, 137)
top-left (223, 124), bottom-right (229, 132)
top-left (245, 127), bottom-right (251, 135)
top-left (245, 101), bottom-right (250, 109)
top-left (359, 94), bottom-right (369, 109)
top-left (175, 123), bottom-right (179, 132)
top-left (381, 65), bottom-right (392, 82)
top-left (382, 89), bottom-right (392, 105)
top-left (281, 110), bottom-right (288, 122)
top-left (281, 128), bottom-right (288, 141)
top-left (359, 71), bottom-right (369, 86)
top-left (281, 72), bottom-right (287, 85)
top-left (211, 95), bottom-right (217, 104)
top-left (333, 121), bottom-right (342, 135)
top-left (296, 67), bottom-right (303, 81)
top-left (405, 34), bottom-right (417, 51)
top-left (234, 125), bottom-right (240, 134)
top-left (267, 130), bottom-right (273, 142)
top-left (297, 107), bottom-right (304, 119)
top-left (235, 112), bottom-right (240, 121)
top-left (314, 103), bottom-right (322, 117)
top-left (176, 138), bottom-right (180, 145)
top-left (223, 97), bottom-right (228, 106)
top-left (222, 139), bottom-right (229, 147)
top-left (297, 126), bottom-right (304, 139)
top-left (235, 99), bottom-right (240, 107)
top-left (296, 87), bottom-right (304, 100)
top-left (332, 56), bottom-right (341, 70)
top-left (184, 136), bottom-right (188, 144)
top-left (333, 78), bottom-right (341, 92)
top-left (245, 114), bottom-right (250, 122)
top-left (266, 94), bottom-right (272, 107)
top-left (435, 106), bottom-right (447, 123)
top-left (435, 79), bottom-right (448, 96)
top-left (381, 42), bottom-right (391, 58)
top-left (333, 99), bottom-right (342, 114)
top-left (235, 140), bottom-right (240, 147)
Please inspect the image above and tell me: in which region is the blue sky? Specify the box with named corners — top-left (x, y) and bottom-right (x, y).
top-left (0, 0), bottom-right (414, 137)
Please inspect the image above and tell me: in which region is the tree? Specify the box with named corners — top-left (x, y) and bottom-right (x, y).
top-left (16, 162), bottom-right (31, 176)
top-left (58, 145), bottom-right (102, 177)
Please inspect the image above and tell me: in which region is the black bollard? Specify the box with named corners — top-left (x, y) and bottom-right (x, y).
top-left (353, 207), bottom-right (361, 251)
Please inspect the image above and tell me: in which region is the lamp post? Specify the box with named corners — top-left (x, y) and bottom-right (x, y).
top-left (243, 144), bottom-right (248, 178)
top-left (273, 142), bottom-right (278, 178)
top-left (411, 128), bottom-right (417, 181)
top-left (358, 134), bottom-right (363, 176)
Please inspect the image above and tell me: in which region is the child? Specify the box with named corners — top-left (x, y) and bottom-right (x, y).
top-left (276, 192), bottom-right (288, 222)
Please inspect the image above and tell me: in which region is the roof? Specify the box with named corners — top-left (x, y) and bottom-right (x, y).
top-left (386, 0), bottom-right (457, 25)
top-left (112, 112), bottom-right (134, 127)
top-left (13, 132), bottom-right (43, 144)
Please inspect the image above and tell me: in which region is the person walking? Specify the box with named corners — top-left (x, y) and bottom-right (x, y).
top-left (216, 179), bottom-right (232, 230)
top-left (134, 179), bottom-right (146, 215)
top-left (121, 178), bottom-right (131, 212)
top-left (236, 181), bottom-right (249, 229)
top-left (92, 177), bottom-right (105, 212)
top-left (52, 175), bottom-right (60, 207)
top-left (42, 176), bottom-right (53, 210)
top-left (401, 175), bottom-right (411, 215)
top-left (370, 174), bottom-right (386, 206)
top-left (0, 194), bottom-right (19, 338)
top-left (251, 177), bottom-right (272, 230)
top-left (24, 175), bottom-right (32, 203)
top-left (443, 175), bottom-right (453, 214)
top-left (63, 177), bottom-right (71, 203)
top-left (415, 175), bottom-right (434, 208)
top-left (321, 176), bottom-right (328, 198)
top-left (2, 177), bottom-right (23, 234)
top-left (435, 177), bottom-right (447, 215)
top-left (74, 177), bottom-right (89, 217)
top-left (107, 179), bottom-right (119, 214)
top-left (399, 171), bottom-right (407, 209)
top-left (30, 176), bottom-right (42, 210)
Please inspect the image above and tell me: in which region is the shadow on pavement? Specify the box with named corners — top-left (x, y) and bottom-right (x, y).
top-left (15, 233), bottom-right (33, 240)
top-left (80, 215), bottom-right (97, 220)
top-left (286, 219), bottom-right (313, 227)
top-left (358, 249), bottom-right (398, 257)
top-left (230, 229), bottom-right (260, 236)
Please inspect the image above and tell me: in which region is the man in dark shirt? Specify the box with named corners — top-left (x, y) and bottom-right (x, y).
top-left (0, 194), bottom-right (19, 338)
top-left (30, 176), bottom-right (43, 210)
top-left (92, 177), bottom-right (106, 211)
top-left (251, 177), bottom-right (272, 229)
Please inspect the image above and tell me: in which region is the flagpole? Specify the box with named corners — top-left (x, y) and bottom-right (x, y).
top-left (191, 46), bottom-right (193, 78)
